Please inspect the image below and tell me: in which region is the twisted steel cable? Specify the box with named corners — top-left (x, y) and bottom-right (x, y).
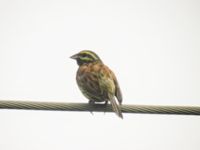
top-left (0, 100), bottom-right (200, 115)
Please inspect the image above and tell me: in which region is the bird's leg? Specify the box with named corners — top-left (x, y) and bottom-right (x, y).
top-left (104, 100), bottom-right (108, 106)
top-left (88, 100), bottom-right (95, 115)
top-left (103, 100), bottom-right (108, 115)
top-left (89, 100), bottom-right (95, 105)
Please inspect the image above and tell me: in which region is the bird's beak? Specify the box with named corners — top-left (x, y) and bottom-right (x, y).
top-left (70, 53), bottom-right (79, 59)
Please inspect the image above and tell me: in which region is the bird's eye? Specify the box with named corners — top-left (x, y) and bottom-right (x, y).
top-left (79, 54), bottom-right (88, 60)
top-left (81, 54), bottom-right (87, 57)
top-left (80, 54), bottom-right (88, 59)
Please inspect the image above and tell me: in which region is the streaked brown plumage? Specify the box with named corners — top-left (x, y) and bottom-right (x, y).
top-left (70, 50), bottom-right (123, 118)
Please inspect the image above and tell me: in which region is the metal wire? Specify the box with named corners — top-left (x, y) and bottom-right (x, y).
top-left (0, 100), bottom-right (200, 116)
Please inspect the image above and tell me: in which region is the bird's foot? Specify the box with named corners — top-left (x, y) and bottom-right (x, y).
top-left (103, 101), bottom-right (108, 115)
top-left (88, 100), bottom-right (95, 115)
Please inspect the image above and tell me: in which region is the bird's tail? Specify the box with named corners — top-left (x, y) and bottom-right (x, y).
top-left (109, 98), bottom-right (123, 119)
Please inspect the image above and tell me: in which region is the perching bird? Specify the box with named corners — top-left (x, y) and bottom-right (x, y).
top-left (70, 50), bottom-right (123, 118)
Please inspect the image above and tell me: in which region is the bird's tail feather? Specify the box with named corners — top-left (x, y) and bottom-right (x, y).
top-left (109, 98), bottom-right (123, 119)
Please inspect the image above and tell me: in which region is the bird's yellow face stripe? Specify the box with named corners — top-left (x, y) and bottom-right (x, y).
top-left (79, 55), bottom-right (93, 62)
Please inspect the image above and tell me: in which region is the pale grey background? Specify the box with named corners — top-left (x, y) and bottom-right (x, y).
top-left (0, 0), bottom-right (200, 150)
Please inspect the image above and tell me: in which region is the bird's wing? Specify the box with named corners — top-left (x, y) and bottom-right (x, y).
top-left (110, 71), bottom-right (123, 104)
top-left (98, 65), bottom-right (122, 104)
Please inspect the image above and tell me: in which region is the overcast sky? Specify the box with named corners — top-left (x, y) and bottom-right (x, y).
top-left (0, 0), bottom-right (200, 150)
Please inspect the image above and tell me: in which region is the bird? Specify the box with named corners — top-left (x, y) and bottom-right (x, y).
top-left (70, 50), bottom-right (123, 118)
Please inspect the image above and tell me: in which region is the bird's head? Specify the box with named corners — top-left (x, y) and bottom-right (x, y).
top-left (70, 50), bottom-right (102, 66)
